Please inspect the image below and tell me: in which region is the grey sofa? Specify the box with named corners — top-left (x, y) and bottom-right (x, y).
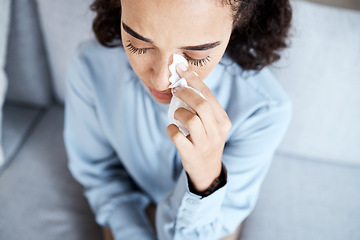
top-left (0, 0), bottom-right (102, 239)
top-left (1, 0), bottom-right (359, 240)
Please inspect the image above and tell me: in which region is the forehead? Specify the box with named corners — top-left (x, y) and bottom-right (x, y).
top-left (120, 0), bottom-right (233, 47)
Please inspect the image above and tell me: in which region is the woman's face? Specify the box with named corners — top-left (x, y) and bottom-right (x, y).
top-left (120, 0), bottom-right (234, 104)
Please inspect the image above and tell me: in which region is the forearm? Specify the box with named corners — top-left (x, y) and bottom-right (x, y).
top-left (156, 169), bottom-right (228, 240)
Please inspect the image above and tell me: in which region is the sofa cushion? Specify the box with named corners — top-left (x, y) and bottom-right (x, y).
top-left (1, 104), bottom-right (42, 169)
top-left (0, 0), bottom-right (11, 166)
top-left (36, 0), bottom-right (94, 104)
top-left (5, 0), bottom-right (52, 107)
top-left (0, 105), bottom-right (102, 240)
top-left (270, 1), bottom-right (360, 165)
top-left (239, 153), bottom-right (360, 240)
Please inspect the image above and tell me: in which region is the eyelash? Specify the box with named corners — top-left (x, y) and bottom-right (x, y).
top-left (126, 42), bottom-right (149, 54)
top-left (183, 54), bottom-right (211, 67)
top-left (125, 42), bottom-right (211, 67)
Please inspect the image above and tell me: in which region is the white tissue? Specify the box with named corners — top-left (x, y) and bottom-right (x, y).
top-left (168, 54), bottom-right (205, 136)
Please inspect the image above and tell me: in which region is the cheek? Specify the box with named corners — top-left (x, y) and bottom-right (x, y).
top-left (125, 53), bottom-right (151, 80)
top-left (191, 54), bottom-right (223, 82)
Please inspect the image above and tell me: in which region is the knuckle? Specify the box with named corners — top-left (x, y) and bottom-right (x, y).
top-left (225, 119), bottom-right (232, 131)
top-left (184, 71), bottom-right (193, 80)
top-left (174, 107), bottom-right (186, 119)
top-left (166, 124), bottom-right (176, 136)
top-left (174, 107), bottom-right (188, 121)
top-left (222, 118), bottom-right (232, 134)
top-left (168, 126), bottom-right (184, 143)
top-left (178, 87), bottom-right (190, 99)
top-left (195, 99), bottom-right (210, 113)
top-left (186, 114), bottom-right (198, 126)
top-left (200, 87), bottom-right (211, 98)
top-left (172, 131), bottom-right (183, 142)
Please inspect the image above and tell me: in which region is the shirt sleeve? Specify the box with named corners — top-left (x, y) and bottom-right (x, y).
top-left (155, 99), bottom-right (292, 240)
top-left (63, 46), bottom-right (156, 240)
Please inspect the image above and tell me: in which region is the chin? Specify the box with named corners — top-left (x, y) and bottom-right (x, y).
top-left (147, 86), bottom-right (173, 104)
top-left (154, 97), bottom-right (171, 105)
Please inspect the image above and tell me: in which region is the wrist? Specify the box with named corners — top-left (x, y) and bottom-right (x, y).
top-left (187, 161), bottom-right (222, 192)
top-left (187, 163), bottom-right (227, 197)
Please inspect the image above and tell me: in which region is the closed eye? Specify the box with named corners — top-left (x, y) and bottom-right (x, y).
top-left (125, 42), bottom-right (149, 54)
top-left (125, 42), bottom-right (211, 67)
top-left (183, 53), bottom-right (211, 67)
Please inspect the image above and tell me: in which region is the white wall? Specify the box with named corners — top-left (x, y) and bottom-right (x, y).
top-left (302, 0), bottom-right (360, 11)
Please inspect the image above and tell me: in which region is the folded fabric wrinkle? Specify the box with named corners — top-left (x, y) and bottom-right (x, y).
top-left (168, 54), bottom-right (205, 136)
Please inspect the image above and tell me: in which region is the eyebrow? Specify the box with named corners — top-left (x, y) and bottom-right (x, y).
top-left (179, 42), bottom-right (221, 51)
top-left (122, 22), bottom-right (153, 43)
top-left (122, 21), bottom-right (221, 51)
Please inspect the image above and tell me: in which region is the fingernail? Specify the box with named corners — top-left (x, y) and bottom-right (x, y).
top-left (177, 63), bottom-right (187, 71)
top-left (173, 87), bottom-right (180, 93)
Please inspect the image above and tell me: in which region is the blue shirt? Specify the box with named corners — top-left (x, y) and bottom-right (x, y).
top-left (63, 39), bottom-right (292, 240)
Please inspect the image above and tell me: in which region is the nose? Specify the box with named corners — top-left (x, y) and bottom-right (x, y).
top-left (150, 54), bottom-right (172, 91)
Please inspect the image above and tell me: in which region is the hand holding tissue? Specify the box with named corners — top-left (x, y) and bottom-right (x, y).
top-left (168, 54), bottom-right (205, 136)
top-left (166, 53), bottom-right (232, 192)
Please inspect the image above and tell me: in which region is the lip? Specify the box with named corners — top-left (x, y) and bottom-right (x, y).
top-left (148, 87), bottom-right (173, 100)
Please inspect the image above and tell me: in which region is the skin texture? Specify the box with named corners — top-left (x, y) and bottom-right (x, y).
top-left (120, 0), bottom-right (234, 191)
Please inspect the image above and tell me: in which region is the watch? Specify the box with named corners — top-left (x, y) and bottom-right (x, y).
top-left (188, 163), bottom-right (227, 198)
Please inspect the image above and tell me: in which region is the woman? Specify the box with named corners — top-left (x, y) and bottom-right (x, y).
top-left (63, 0), bottom-right (292, 239)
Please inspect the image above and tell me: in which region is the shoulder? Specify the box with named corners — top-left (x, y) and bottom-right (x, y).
top-left (65, 38), bottom-right (135, 104)
top-left (66, 38), bottom-right (134, 92)
top-left (71, 38), bottom-right (130, 73)
top-left (215, 57), bottom-right (292, 140)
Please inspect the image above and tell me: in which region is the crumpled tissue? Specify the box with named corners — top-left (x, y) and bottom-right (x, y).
top-left (168, 54), bottom-right (205, 136)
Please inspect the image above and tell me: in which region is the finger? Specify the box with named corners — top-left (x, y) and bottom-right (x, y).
top-left (166, 124), bottom-right (193, 150)
top-left (174, 107), bottom-right (206, 144)
top-left (176, 65), bottom-right (227, 120)
top-left (173, 87), bottom-right (218, 137)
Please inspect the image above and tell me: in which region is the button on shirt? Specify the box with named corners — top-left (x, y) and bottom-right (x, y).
top-left (63, 39), bottom-right (292, 240)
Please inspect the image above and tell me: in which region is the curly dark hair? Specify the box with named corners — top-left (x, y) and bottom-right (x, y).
top-left (90, 0), bottom-right (292, 71)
